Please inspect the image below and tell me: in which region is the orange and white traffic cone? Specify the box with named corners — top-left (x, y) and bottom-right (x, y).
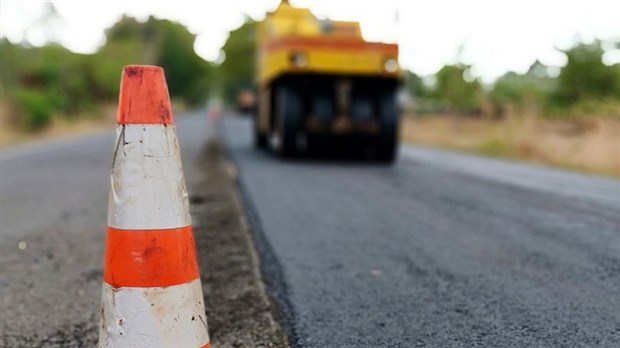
top-left (99, 65), bottom-right (210, 347)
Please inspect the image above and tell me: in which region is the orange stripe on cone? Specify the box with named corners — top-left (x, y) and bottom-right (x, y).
top-left (104, 226), bottom-right (199, 288)
top-left (117, 65), bottom-right (174, 124)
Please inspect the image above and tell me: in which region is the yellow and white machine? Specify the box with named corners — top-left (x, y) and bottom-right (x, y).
top-left (254, 0), bottom-right (401, 162)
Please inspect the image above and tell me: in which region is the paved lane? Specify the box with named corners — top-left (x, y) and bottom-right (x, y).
top-left (222, 115), bottom-right (620, 348)
top-left (0, 112), bottom-right (212, 344)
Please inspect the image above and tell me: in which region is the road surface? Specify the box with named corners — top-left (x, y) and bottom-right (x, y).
top-left (2, 112), bottom-right (619, 347)
top-left (0, 111), bottom-right (289, 347)
top-left (221, 115), bottom-right (620, 347)
top-left (0, 112), bottom-right (219, 345)
top-left (1, 127), bottom-right (114, 345)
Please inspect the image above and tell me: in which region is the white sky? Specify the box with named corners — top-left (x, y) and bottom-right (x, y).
top-left (1, 0), bottom-right (619, 82)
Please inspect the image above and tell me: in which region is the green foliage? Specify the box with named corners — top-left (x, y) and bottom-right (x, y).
top-left (545, 97), bottom-right (620, 120)
top-left (154, 18), bottom-right (213, 105)
top-left (477, 137), bottom-right (509, 157)
top-left (105, 16), bottom-right (148, 42)
top-left (406, 40), bottom-right (619, 119)
top-left (91, 16), bottom-right (147, 100)
top-left (431, 65), bottom-right (482, 114)
top-left (14, 88), bottom-right (54, 130)
top-left (1, 40), bottom-right (99, 128)
top-left (217, 18), bottom-right (257, 103)
top-left (490, 61), bottom-right (555, 116)
top-left (99, 16), bottom-right (213, 105)
top-left (553, 41), bottom-right (620, 106)
top-left (405, 71), bottom-right (426, 98)
top-left (2, 15), bottom-right (214, 132)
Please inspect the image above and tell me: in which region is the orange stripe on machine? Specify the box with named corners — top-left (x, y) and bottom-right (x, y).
top-left (263, 37), bottom-right (399, 55)
top-left (103, 226), bottom-right (199, 288)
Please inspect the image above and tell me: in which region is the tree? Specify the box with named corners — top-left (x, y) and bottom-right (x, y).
top-left (217, 18), bottom-right (257, 103)
top-left (553, 41), bottom-right (620, 105)
top-left (1, 39), bottom-right (97, 129)
top-left (153, 18), bottom-right (213, 104)
top-left (405, 71), bottom-right (426, 98)
top-left (490, 60), bottom-right (555, 117)
top-left (3, 14), bottom-right (216, 132)
top-left (98, 16), bottom-right (213, 105)
top-left (431, 65), bottom-right (482, 114)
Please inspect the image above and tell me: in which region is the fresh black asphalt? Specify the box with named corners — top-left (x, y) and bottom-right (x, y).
top-left (221, 115), bottom-right (620, 348)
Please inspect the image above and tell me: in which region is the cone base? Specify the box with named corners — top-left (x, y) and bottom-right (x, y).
top-left (99, 279), bottom-right (210, 347)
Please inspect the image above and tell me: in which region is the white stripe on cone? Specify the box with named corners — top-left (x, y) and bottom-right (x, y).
top-left (108, 124), bottom-right (191, 230)
top-left (100, 279), bottom-right (209, 347)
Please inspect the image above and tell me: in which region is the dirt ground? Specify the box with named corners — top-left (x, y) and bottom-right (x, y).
top-left (191, 140), bottom-right (290, 348)
top-left (402, 115), bottom-right (620, 177)
top-left (0, 104), bottom-right (116, 149)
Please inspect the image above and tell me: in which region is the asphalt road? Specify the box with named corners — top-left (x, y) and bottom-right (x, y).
top-left (0, 111), bottom-right (214, 345)
top-left (221, 115), bottom-right (620, 347)
top-left (2, 112), bottom-right (620, 347)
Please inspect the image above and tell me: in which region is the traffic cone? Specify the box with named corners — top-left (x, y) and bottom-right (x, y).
top-left (99, 65), bottom-right (210, 347)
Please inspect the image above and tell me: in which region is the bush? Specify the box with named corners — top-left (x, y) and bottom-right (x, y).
top-left (490, 62), bottom-right (555, 117)
top-left (15, 89), bottom-right (54, 130)
top-left (2, 16), bottom-right (215, 134)
top-left (431, 65), bottom-right (483, 115)
top-left (553, 41), bottom-right (620, 106)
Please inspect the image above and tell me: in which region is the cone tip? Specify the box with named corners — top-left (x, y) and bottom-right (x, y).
top-left (117, 65), bottom-right (174, 124)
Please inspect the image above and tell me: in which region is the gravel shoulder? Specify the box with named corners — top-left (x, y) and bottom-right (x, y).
top-left (191, 139), bottom-right (289, 348)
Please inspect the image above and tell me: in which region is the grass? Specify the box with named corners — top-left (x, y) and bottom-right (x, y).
top-left (0, 104), bottom-right (117, 149)
top-left (477, 138), bottom-right (509, 157)
top-left (401, 114), bottom-right (620, 178)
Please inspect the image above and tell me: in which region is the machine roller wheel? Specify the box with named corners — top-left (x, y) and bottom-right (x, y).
top-left (376, 90), bottom-right (399, 163)
top-left (274, 82), bottom-right (302, 158)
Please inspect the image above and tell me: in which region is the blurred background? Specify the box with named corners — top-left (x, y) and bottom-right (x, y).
top-left (1, 0), bottom-right (619, 175)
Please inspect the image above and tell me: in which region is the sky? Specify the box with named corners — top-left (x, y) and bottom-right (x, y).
top-left (1, 0), bottom-right (619, 82)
